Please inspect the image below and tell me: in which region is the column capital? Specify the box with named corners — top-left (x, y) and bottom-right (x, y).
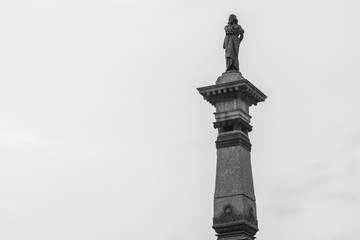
top-left (197, 79), bottom-right (267, 107)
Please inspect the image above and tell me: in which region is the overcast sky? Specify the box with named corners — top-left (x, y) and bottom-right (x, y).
top-left (1, 0), bottom-right (360, 239)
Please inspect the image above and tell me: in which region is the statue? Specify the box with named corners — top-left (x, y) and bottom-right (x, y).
top-left (223, 14), bottom-right (244, 72)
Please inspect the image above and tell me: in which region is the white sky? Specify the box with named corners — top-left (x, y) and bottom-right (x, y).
top-left (1, 0), bottom-right (360, 239)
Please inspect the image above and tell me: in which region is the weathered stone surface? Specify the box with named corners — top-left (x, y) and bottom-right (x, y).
top-left (214, 223), bottom-right (258, 240)
top-left (216, 98), bottom-right (249, 115)
top-left (216, 131), bottom-right (251, 151)
top-left (215, 110), bottom-right (250, 123)
top-left (214, 118), bottom-right (252, 135)
top-left (213, 195), bottom-right (257, 220)
top-left (215, 98), bottom-right (250, 123)
top-left (216, 70), bottom-right (245, 84)
top-left (213, 203), bottom-right (258, 240)
top-left (215, 145), bottom-right (256, 200)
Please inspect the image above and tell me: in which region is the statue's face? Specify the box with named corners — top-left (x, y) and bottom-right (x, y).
top-left (228, 15), bottom-right (236, 24)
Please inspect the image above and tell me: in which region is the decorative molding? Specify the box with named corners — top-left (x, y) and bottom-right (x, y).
top-left (213, 205), bottom-right (258, 237)
top-left (197, 79), bottom-right (267, 107)
top-left (214, 108), bottom-right (252, 123)
top-left (214, 118), bottom-right (252, 133)
top-left (216, 131), bottom-right (252, 151)
top-left (213, 205), bottom-right (257, 227)
top-left (213, 223), bottom-right (258, 238)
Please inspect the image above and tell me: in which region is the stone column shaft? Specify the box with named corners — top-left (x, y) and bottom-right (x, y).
top-left (198, 72), bottom-right (266, 240)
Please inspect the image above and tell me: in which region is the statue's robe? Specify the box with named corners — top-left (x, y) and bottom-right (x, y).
top-left (223, 24), bottom-right (244, 71)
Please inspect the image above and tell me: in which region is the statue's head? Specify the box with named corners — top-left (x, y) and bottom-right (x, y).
top-left (228, 14), bottom-right (238, 24)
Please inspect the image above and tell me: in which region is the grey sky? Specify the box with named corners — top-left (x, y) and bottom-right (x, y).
top-left (0, 0), bottom-right (359, 239)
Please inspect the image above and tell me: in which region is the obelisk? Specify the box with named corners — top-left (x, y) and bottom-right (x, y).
top-left (197, 15), bottom-right (266, 240)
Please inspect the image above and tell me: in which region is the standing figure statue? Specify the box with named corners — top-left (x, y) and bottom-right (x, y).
top-left (223, 14), bottom-right (244, 72)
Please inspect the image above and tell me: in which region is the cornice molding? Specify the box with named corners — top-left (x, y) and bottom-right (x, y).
top-left (214, 117), bottom-right (252, 133)
top-left (197, 79), bottom-right (267, 107)
top-left (216, 131), bottom-right (252, 151)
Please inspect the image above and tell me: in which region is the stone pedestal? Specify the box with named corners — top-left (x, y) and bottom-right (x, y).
top-left (197, 71), bottom-right (266, 240)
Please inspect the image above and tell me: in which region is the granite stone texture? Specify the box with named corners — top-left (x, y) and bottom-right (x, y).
top-left (215, 98), bottom-right (249, 113)
top-left (216, 131), bottom-right (252, 151)
top-left (215, 99), bottom-right (250, 123)
top-left (214, 145), bottom-right (256, 199)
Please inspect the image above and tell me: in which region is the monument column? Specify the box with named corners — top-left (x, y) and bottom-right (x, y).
top-left (197, 14), bottom-right (267, 240)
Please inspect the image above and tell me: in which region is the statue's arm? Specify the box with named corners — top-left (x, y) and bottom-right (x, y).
top-left (239, 33), bottom-right (244, 42)
top-left (238, 27), bottom-right (244, 42)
